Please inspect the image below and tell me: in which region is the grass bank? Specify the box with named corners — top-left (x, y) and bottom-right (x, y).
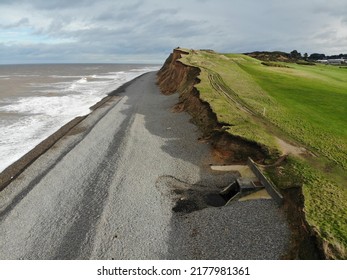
top-left (177, 48), bottom-right (347, 259)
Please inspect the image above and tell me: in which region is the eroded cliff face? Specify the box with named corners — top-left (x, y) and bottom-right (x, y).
top-left (157, 49), bottom-right (265, 164)
top-left (157, 48), bottom-right (324, 260)
top-left (157, 50), bottom-right (195, 95)
top-left (157, 49), bottom-right (217, 136)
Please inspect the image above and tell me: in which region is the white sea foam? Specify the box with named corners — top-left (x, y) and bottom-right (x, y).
top-left (0, 116), bottom-right (60, 172)
top-left (0, 65), bottom-right (160, 172)
top-left (48, 75), bottom-right (84, 78)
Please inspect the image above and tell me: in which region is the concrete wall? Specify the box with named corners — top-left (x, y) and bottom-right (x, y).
top-left (247, 158), bottom-right (283, 205)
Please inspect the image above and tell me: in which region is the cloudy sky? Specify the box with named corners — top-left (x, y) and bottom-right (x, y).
top-left (1, 0), bottom-right (347, 64)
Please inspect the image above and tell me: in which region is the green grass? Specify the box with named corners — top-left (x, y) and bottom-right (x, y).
top-left (235, 59), bottom-right (347, 169)
top-left (180, 50), bottom-right (347, 169)
top-left (178, 48), bottom-right (347, 259)
top-left (181, 51), bottom-right (280, 156)
top-left (266, 156), bottom-right (347, 259)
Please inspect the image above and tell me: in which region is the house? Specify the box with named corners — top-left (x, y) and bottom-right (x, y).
top-left (327, 58), bottom-right (345, 64)
top-left (316, 58), bottom-right (346, 65)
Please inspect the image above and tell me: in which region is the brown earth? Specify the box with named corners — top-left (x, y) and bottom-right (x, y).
top-left (157, 49), bottom-right (266, 165)
top-left (282, 188), bottom-right (324, 259)
top-left (157, 48), bottom-right (324, 259)
top-left (245, 51), bottom-right (294, 62)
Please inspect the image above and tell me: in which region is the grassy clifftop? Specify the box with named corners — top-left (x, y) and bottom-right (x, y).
top-left (174, 48), bottom-right (347, 259)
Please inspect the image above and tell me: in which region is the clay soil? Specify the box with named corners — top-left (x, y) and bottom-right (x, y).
top-left (157, 48), bottom-right (324, 259)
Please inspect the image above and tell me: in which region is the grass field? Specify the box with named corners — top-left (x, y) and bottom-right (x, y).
top-left (178, 49), bottom-right (347, 259)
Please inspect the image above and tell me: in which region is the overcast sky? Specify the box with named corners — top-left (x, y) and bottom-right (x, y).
top-left (1, 0), bottom-right (347, 64)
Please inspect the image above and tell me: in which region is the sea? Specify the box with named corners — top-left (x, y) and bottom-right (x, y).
top-left (0, 63), bottom-right (160, 172)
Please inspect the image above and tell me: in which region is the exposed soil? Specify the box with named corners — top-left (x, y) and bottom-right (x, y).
top-left (275, 137), bottom-right (307, 157)
top-left (157, 49), bottom-right (266, 165)
top-left (156, 175), bottom-right (227, 214)
top-left (282, 188), bottom-right (324, 259)
top-left (245, 51), bottom-right (296, 62)
top-left (157, 48), bottom-right (324, 259)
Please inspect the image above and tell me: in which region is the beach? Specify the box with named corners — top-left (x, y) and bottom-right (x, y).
top-left (0, 64), bottom-right (158, 172)
top-left (0, 72), bottom-right (289, 259)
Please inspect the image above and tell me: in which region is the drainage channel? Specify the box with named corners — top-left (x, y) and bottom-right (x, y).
top-left (157, 173), bottom-right (270, 214)
top-left (172, 180), bottom-right (242, 214)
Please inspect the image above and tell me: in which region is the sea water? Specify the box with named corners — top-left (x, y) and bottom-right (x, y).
top-left (0, 64), bottom-right (160, 172)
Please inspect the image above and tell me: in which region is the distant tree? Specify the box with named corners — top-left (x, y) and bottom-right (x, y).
top-left (290, 50), bottom-right (302, 60)
top-left (309, 53), bottom-right (326, 60)
top-left (304, 53), bottom-right (308, 60)
top-left (328, 55), bottom-right (339, 59)
top-left (326, 53), bottom-right (347, 59)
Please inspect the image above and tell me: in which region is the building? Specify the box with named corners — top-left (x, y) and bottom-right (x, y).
top-left (316, 58), bottom-right (346, 65)
top-left (327, 58), bottom-right (346, 64)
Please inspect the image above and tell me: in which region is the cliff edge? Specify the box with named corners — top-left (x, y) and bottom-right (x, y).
top-left (157, 48), bottom-right (328, 260)
top-left (157, 48), bottom-right (265, 164)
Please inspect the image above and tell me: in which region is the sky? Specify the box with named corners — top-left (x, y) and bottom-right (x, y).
top-left (1, 0), bottom-right (347, 64)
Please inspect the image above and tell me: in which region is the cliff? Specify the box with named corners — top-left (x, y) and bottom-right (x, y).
top-left (157, 49), bottom-right (217, 135)
top-left (157, 48), bottom-right (265, 164)
top-left (157, 48), bottom-right (326, 259)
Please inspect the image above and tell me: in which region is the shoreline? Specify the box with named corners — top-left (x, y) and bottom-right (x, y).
top-left (0, 70), bottom-right (289, 259)
top-left (0, 73), bottom-right (147, 192)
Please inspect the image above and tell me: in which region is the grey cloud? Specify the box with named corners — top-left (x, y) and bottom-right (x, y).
top-left (95, 11), bottom-right (119, 22)
top-left (3, 0), bottom-right (95, 10)
top-left (1, 0), bottom-right (347, 64)
top-left (0, 18), bottom-right (29, 28)
top-left (118, 1), bottom-right (143, 12)
top-left (312, 1), bottom-right (347, 16)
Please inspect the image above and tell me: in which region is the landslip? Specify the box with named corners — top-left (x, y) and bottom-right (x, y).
top-left (157, 48), bottom-right (347, 259)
